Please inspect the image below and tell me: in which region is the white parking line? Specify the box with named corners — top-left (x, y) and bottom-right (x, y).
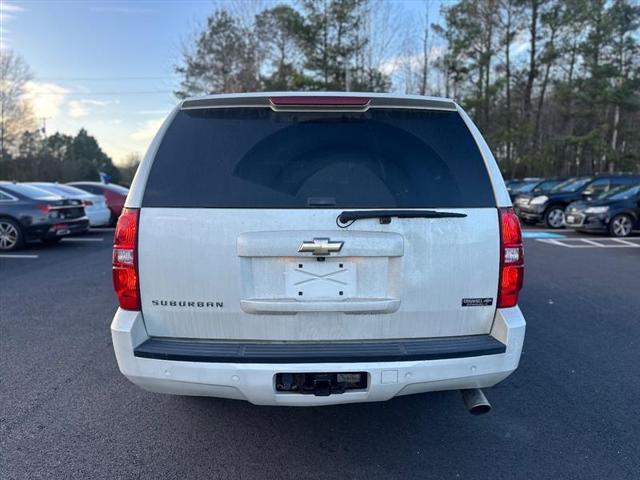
top-left (61, 237), bottom-right (104, 242)
top-left (536, 239), bottom-right (591, 248)
top-left (581, 239), bottom-right (608, 247)
top-left (613, 238), bottom-right (640, 247)
top-left (0, 254), bottom-right (39, 259)
top-left (536, 238), bottom-right (640, 248)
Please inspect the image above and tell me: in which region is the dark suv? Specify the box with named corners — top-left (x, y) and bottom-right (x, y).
top-left (516, 175), bottom-right (640, 228)
top-left (0, 182), bottom-right (89, 251)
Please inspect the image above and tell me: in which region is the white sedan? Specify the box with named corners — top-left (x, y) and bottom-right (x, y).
top-left (28, 182), bottom-right (111, 227)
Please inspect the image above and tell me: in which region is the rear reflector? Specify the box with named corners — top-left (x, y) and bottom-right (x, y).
top-left (269, 96), bottom-right (370, 106)
top-left (498, 208), bottom-right (524, 308)
top-left (112, 208), bottom-right (140, 310)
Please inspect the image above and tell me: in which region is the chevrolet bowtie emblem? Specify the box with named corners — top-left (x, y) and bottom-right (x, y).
top-left (298, 238), bottom-right (344, 256)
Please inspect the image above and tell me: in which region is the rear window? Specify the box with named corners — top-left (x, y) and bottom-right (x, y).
top-left (1, 183), bottom-right (58, 199)
top-left (37, 184), bottom-right (88, 196)
top-left (143, 108), bottom-right (495, 208)
top-left (107, 184), bottom-right (130, 195)
top-left (72, 184), bottom-right (102, 194)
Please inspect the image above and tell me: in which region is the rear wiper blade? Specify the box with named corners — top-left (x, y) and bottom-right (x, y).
top-left (337, 209), bottom-right (467, 226)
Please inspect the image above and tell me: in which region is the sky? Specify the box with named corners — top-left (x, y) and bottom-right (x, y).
top-left (2, 0), bottom-right (442, 165)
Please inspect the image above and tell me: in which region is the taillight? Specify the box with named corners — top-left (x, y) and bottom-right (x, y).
top-left (269, 96), bottom-right (370, 106)
top-left (112, 208), bottom-right (140, 310)
top-left (82, 200), bottom-right (94, 206)
top-left (498, 208), bottom-right (524, 308)
top-left (37, 204), bottom-right (52, 213)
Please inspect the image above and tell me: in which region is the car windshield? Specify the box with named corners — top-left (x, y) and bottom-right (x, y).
top-left (606, 184), bottom-right (640, 201)
top-left (551, 178), bottom-right (591, 193)
top-left (514, 181), bottom-right (541, 193)
top-left (534, 179), bottom-right (561, 191)
top-left (0, 183), bottom-right (59, 199)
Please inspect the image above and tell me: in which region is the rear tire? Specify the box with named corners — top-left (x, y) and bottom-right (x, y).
top-left (608, 214), bottom-right (633, 237)
top-left (544, 206), bottom-right (565, 229)
top-left (0, 218), bottom-right (24, 251)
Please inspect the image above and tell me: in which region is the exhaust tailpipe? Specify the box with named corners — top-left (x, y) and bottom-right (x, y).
top-left (461, 389), bottom-right (492, 415)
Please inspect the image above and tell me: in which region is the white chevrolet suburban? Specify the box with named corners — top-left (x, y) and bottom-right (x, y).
top-left (111, 92), bottom-right (525, 412)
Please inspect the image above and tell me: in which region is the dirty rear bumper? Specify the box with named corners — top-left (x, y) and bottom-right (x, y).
top-left (111, 308), bottom-right (525, 406)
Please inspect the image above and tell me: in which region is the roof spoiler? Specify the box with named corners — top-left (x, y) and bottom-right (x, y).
top-left (181, 93), bottom-right (456, 112)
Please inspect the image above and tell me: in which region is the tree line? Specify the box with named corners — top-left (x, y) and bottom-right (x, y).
top-left (2, 0), bottom-right (638, 184)
top-left (176, 0), bottom-right (640, 177)
top-left (0, 50), bottom-right (125, 184)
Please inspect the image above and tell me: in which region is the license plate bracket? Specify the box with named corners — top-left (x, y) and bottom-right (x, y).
top-left (275, 372), bottom-right (368, 396)
top-left (285, 259), bottom-right (356, 300)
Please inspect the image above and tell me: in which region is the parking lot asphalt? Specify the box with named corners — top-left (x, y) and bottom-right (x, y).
top-left (1, 227), bottom-right (639, 480)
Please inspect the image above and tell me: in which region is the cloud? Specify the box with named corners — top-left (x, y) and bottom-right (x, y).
top-left (379, 46), bottom-right (445, 76)
top-left (68, 99), bottom-right (110, 118)
top-left (135, 109), bottom-right (171, 116)
top-left (130, 118), bottom-right (164, 142)
top-left (0, 2), bottom-right (25, 13)
top-left (1, 1), bottom-right (25, 49)
top-left (512, 32), bottom-right (529, 56)
top-left (23, 81), bottom-right (70, 118)
top-left (90, 6), bottom-right (155, 14)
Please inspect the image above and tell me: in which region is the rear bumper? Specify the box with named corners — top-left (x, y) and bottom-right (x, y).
top-left (565, 213), bottom-right (608, 232)
top-left (87, 207), bottom-right (111, 227)
top-left (517, 208), bottom-right (544, 223)
top-left (25, 217), bottom-right (90, 240)
top-left (111, 308), bottom-right (526, 406)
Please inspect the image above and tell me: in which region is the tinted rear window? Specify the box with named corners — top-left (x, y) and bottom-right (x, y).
top-left (107, 184), bottom-right (130, 195)
top-left (38, 184), bottom-right (88, 196)
top-left (71, 184), bottom-right (107, 194)
top-left (1, 183), bottom-right (58, 199)
top-left (143, 108), bottom-right (495, 208)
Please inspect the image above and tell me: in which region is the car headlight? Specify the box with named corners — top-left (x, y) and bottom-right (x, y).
top-left (584, 206), bottom-right (609, 214)
top-left (529, 195), bottom-right (549, 205)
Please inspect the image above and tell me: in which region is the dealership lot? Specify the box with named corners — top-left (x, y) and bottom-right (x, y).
top-left (1, 228), bottom-right (639, 479)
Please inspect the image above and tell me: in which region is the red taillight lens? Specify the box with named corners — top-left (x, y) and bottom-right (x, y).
top-left (37, 204), bottom-right (52, 213)
top-left (112, 208), bottom-right (140, 310)
top-left (498, 208), bottom-right (524, 308)
top-left (269, 96), bottom-right (370, 106)
top-left (82, 200), bottom-right (93, 206)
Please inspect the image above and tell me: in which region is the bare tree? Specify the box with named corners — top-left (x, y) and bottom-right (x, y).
top-left (1, 50), bottom-right (35, 159)
top-left (119, 152), bottom-right (142, 186)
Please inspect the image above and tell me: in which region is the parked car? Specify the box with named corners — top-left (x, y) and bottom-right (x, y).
top-left (513, 177), bottom-right (570, 220)
top-left (505, 177), bottom-right (542, 199)
top-left (0, 182), bottom-right (89, 251)
top-left (110, 92), bottom-right (525, 412)
top-left (516, 174), bottom-right (640, 228)
top-left (67, 182), bottom-right (129, 225)
top-left (565, 184), bottom-right (640, 237)
top-left (28, 182), bottom-right (111, 227)
top-left (507, 179), bottom-right (543, 201)
top-left (510, 177), bottom-right (569, 204)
